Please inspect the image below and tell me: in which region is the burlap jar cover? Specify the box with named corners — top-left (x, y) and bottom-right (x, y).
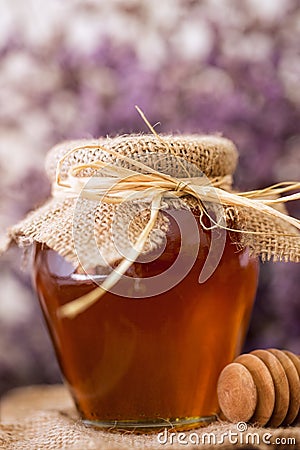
top-left (1, 133), bottom-right (300, 317)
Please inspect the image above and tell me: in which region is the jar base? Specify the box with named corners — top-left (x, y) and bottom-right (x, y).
top-left (82, 415), bottom-right (217, 432)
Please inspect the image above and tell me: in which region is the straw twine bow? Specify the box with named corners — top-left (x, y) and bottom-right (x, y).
top-left (54, 108), bottom-right (300, 319)
top-left (54, 150), bottom-right (300, 319)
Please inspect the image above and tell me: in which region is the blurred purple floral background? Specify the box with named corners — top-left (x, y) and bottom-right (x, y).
top-left (0, 0), bottom-right (299, 395)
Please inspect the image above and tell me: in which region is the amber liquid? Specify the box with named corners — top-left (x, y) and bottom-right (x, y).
top-left (33, 209), bottom-right (259, 430)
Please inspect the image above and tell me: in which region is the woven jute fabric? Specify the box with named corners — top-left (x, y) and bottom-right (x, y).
top-left (1, 134), bottom-right (300, 267)
top-left (0, 385), bottom-right (299, 450)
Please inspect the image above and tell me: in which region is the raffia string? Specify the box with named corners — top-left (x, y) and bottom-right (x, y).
top-left (54, 141), bottom-right (300, 319)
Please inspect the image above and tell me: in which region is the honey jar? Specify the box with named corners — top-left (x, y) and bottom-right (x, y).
top-left (33, 210), bottom-right (258, 430)
top-left (2, 134), bottom-right (299, 431)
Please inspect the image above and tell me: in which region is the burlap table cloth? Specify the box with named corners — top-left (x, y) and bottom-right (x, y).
top-left (0, 385), bottom-right (299, 449)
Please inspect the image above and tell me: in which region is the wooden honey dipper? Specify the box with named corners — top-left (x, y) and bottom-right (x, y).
top-left (217, 349), bottom-right (300, 427)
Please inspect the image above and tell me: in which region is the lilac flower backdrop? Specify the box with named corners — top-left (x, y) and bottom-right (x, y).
top-left (0, 0), bottom-right (299, 395)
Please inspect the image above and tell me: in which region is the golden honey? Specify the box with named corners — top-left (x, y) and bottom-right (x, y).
top-left (33, 209), bottom-right (259, 430)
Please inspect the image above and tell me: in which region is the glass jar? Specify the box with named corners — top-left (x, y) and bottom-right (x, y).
top-left (33, 207), bottom-right (259, 431)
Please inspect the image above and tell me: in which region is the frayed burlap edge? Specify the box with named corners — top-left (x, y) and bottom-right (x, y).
top-left (1, 134), bottom-right (300, 267)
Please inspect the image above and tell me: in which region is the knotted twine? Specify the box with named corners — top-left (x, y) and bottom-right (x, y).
top-left (1, 115), bottom-right (300, 318)
top-left (53, 143), bottom-right (300, 318)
